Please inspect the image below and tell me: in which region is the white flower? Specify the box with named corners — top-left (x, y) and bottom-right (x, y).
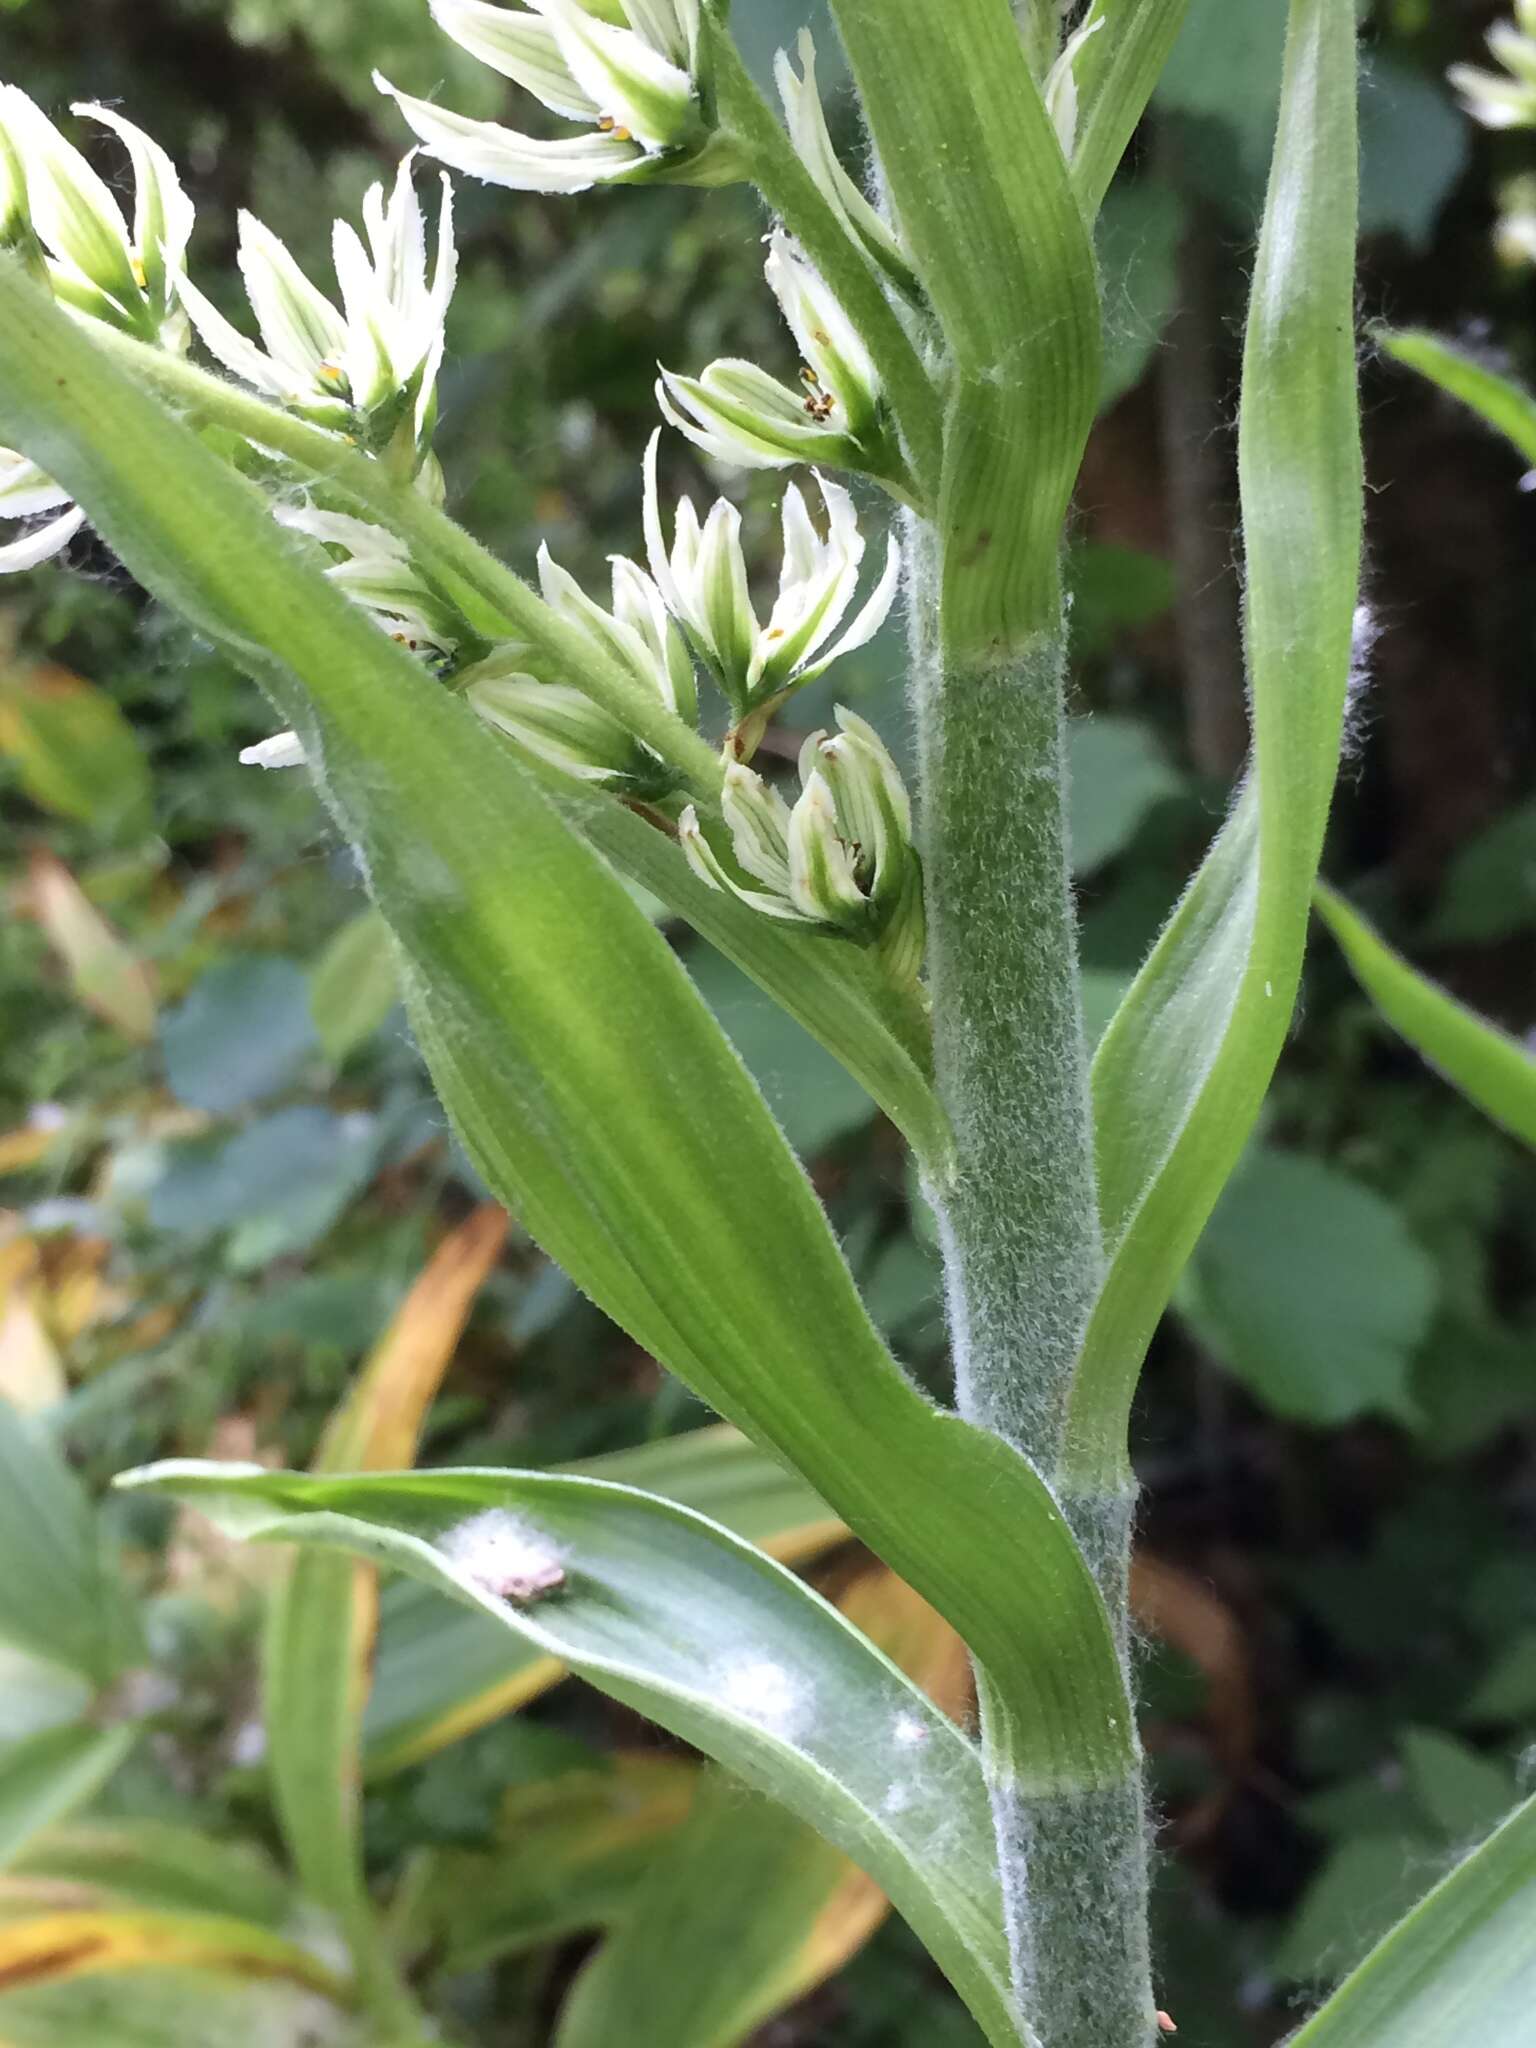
top-left (239, 731), bottom-right (308, 770)
top-left (375, 0), bottom-right (735, 197)
top-left (174, 156), bottom-right (456, 460)
top-left (773, 33), bottom-right (918, 300)
top-left (642, 432), bottom-right (898, 737)
top-left (657, 231), bottom-right (904, 488)
top-left (679, 707), bottom-right (924, 980)
top-left (1451, 6), bottom-right (1536, 130)
top-left (0, 90), bottom-right (191, 573)
top-left (537, 543), bottom-right (697, 726)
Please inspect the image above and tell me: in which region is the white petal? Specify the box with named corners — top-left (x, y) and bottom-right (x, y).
top-left (530, 0), bottom-right (695, 152)
top-left (239, 730), bottom-right (307, 769)
top-left (174, 268), bottom-right (288, 396)
top-left (0, 86), bottom-right (138, 311)
top-left (73, 102), bottom-right (195, 300)
top-left (375, 75), bottom-right (644, 192)
top-left (0, 504), bottom-right (85, 574)
top-left (237, 211), bottom-right (348, 387)
top-left (798, 532), bottom-right (901, 683)
top-left (428, 0), bottom-right (602, 121)
top-left (773, 32), bottom-right (915, 295)
top-left (0, 450), bottom-right (73, 517)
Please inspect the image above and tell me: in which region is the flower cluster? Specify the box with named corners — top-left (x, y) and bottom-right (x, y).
top-left (376, 0), bottom-right (738, 195)
top-left (175, 156), bottom-right (456, 473)
top-left (0, 87), bottom-right (192, 570)
top-left (1450, 2), bottom-right (1536, 130)
top-left (679, 709), bottom-right (925, 986)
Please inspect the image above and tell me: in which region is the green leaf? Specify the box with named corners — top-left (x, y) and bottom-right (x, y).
top-left (1377, 328), bottom-right (1536, 468)
top-left (159, 957), bottom-right (317, 1115)
top-left (0, 260), bottom-right (1133, 1856)
top-left (265, 1210), bottom-right (505, 2031)
top-left (1072, 0), bottom-right (1194, 220)
top-left (362, 1425), bottom-right (844, 1777)
top-left (555, 1565), bottom-right (969, 2047)
top-left (1181, 1148), bottom-right (1438, 1427)
top-left (554, 1773), bottom-right (883, 2048)
top-left (309, 908), bottom-right (400, 1065)
top-left (1286, 1792), bottom-right (1536, 2045)
top-left (1068, 716), bottom-right (1183, 875)
top-left (0, 663), bottom-right (151, 840)
top-left (407, 1754), bottom-right (698, 1969)
top-left (1275, 1829), bottom-right (1440, 1989)
top-left (1399, 1728), bottom-right (1515, 1845)
top-left (1095, 182), bottom-right (1184, 411)
top-left (0, 1397), bottom-right (140, 1690)
top-left (0, 1968), bottom-right (350, 2048)
top-left (1357, 60), bottom-right (1468, 253)
top-left (121, 1462), bottom-right (1022, 2048)
top-left (1423, 803), bottom-right (1536, 947)
top-left (0, 1909), bottom-right (350, 2009)
top-left (0, 1723), bottom-right (138, 1872)
top-left (11, 1822), bottom-right (291, 1927)
top-left (1464, 1630), bottom-right (1536, 1726)
top-left (827, 0), bottom-right (1100, 645)
top-left (1315, 884), bottom-right (1536, 1151)
top-left (1066, 0), bottom-right (1363, 1492)
top-left (145, 1107), bottom-right (379, 1268)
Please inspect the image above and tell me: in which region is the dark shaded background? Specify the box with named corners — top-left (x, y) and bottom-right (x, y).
top-left (2, 1), bottom-right (1534, 2040)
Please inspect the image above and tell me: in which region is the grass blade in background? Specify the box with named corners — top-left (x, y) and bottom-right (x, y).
top-left (121, 1463), bottom-right (1023, 2048)
top-left (0, 1396), bottom-right (141, 1690)
top-left (263, 1206), bottom-right (506, 2030)
top-left (0, 1724), bottom-right (140, 1872)
top-left (1314, 883), bottom-right (1536, 1149)
top-left (1066, 0), bottom-right (1364, 1496)
top-left (1287, 1792), bottom-right (1536, 2047)
top-left (555, 1566), bottom-right (971, 2048)
top-left (0, 1910), bottom-right (350, 2006)
top-left (1377, 327), bottom-right (1536, 466)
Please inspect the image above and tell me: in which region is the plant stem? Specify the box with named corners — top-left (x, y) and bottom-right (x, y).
top-left (909, 512), bottom-right (1152, 2048)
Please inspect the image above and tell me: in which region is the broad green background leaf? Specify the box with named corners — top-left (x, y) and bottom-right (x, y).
top-left (0, 1968), bottom-right (350, 2048)
top-left (1096, 182), bottom-right (1184, 411)
top-left (1423, 804), bottom-right (1536, 947)
top-left (145, 1108), bottom-right (380, 1269)
top-left (1378, 328), bottom-right (1536, 467)
top-left (159, 958), bottom-right (316, 1115)
top-left (1181, 1148), bottom-right (1438, 1427)
top-left (363, 1425), bottom-right (844, 1776)
top-left (0, 1725), bottom-right (139, 1873)
top-left (123, 1462), bottom-right (1021, 2048)
top-left (0, 664), bottom-right (151, 840)
top-left (0, 1398), bottom-right (141, 1690)
top-left (1286, 1792), bottom-right (1536, 2045)
top-left (1316, 885), bottom-right (1536, 1150)
top-left (1068, 716), bottom-right (1183, 876)
top-left (1067, 0), bottom-right (1363, 1492)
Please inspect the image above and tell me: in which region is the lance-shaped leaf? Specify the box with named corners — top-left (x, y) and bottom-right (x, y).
top-left (1069, 0), bottom-right (1194, 219)
top-left (363, 1424), bottom-right (844, 1775)
top-left (0, 1909), bottom-right (350, 2005)
top-left (1376, 326), bottom-right (1536, 468)
top-left (263, 1206), bottom-right (506, 2024)
top-left (0, 1723), bottom-right (140, 1872)
top-left (121, 1463), bottom-right (1024, 2048)
top-left (0, 270), bottom-right (1133, 1850)
top-left (1064, 0), bottom-right (1363, 1495)
top-left (1313, 884), bottom-right (1536, 1150)
top-left (555, 1566), bottom-right (971, 2048)
top-left (1286, 1791), bottom-right (1536, 2047)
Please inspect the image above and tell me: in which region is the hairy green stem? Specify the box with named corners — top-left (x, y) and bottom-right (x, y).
top-left (84, 325), bottom-right (727, 804)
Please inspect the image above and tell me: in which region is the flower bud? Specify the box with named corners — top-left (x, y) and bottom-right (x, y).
top-left (274, 505), bottom-right (465, 656)
top-left (680, 708), bottom-right (924, 981)
top-left (657, 232), bottom-right (907, 490)
top-left (465, 654), bottom-right (674, 795)
top-left (537, 543), bottom-right (698, 726)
